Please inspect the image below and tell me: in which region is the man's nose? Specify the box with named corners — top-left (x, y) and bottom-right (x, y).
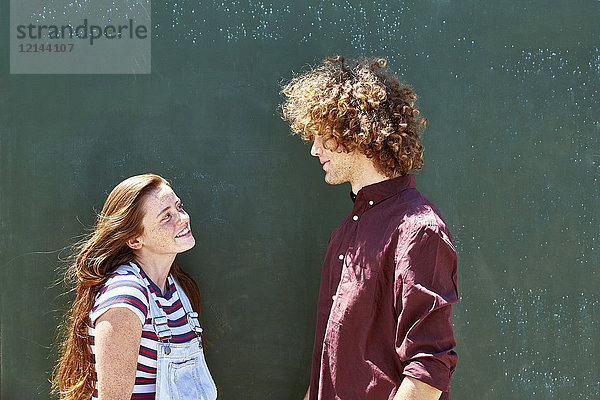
top-left (311, 137), bottom-right (322, 156)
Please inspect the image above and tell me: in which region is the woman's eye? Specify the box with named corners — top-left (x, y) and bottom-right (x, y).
top-left (163, 213), bottom-right (171, 220)
top-left (177, 203), bottom-right (184, 211)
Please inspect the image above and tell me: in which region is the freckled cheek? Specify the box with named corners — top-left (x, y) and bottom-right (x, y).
top-left (150, 225), bottom-right (176, 249)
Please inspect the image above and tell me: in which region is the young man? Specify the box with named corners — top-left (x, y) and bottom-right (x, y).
top-left (281, 57), bottom-right (458, 400)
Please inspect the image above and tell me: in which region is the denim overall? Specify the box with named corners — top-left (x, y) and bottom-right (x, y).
top-left (132, 265), bottom-right (217, 400)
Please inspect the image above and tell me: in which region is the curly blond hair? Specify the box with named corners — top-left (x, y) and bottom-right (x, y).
top-left (280, 56), bottom-right (426, 177)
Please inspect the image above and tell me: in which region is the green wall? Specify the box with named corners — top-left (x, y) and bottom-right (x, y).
top-left (1, 1), bottom-right (598, 399)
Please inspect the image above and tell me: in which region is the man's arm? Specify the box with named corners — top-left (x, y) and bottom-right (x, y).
top-left (394, 224), bottom-right (458, 396)
top-left (393, 376), bottom-right (441, 400)
top-left (302, 385), bottom-right (310, 400)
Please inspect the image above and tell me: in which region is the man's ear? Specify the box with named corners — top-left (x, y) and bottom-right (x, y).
top-left (126, 235), bottom-right (143, 250)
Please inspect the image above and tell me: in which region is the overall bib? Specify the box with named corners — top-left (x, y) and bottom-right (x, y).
top-left (133, 266), bottom-right (217, 400)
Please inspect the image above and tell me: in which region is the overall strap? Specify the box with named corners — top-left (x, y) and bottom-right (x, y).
top-left (128, 261), bottom-right (173, 354)
top-left (171, 277), bottom-right (204, 341)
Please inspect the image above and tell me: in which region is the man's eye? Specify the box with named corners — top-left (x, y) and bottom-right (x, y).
top-left (177, 203), bottom-right (184, 211)
top-left (163, 213), bottom-right (171, 220)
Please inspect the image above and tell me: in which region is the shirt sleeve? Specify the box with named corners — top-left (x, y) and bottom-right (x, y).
top-left (394, 222), bottom-right (459, 392)
top-left (90, 270), bottom-right (150, 326)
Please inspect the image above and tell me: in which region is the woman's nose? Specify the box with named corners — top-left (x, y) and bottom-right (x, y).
top-left (179, 209), bottom-right (190, 223)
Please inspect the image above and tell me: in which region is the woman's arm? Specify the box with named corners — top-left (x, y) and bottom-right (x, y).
top-left (95, 307), bottom-right (143, 399)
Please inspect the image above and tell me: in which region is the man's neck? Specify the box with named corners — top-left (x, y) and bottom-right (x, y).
top-left (349, 161), bottom-right (393, 194)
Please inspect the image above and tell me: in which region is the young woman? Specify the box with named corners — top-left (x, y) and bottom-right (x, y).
top-left (54, 174), bottom-right (217, 400)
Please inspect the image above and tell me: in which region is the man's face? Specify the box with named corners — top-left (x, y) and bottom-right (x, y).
top-left (310, 135), bottom-right (363, 186)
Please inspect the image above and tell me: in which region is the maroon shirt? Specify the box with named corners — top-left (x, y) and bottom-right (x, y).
top-left (309, 175), bottom-right (458, 400)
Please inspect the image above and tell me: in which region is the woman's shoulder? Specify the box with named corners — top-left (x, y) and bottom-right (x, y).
top-left (98, 263), bottom-right (149, 299)
top-left (109, 262), bottom-right (144, 281)
top-left (113, 262), bottom-right (143, 278)
top-left (91, 262), bottom-right (150, 325)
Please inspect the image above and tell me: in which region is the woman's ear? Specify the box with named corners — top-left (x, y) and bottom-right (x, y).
top-left (126, 236), bottom-right (143, 250)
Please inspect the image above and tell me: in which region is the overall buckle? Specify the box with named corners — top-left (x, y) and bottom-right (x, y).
top-left (186, 311), bottom-right (203, 348)
top-left (153, 316), bottom-right (172, 354)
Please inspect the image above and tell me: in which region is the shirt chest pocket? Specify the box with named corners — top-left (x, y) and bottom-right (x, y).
top-left (330, 251), bottom-right (379, 324)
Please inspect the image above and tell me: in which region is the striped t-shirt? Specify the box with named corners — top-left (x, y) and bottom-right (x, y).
top-left (88, 262), bottom-right (197, 399)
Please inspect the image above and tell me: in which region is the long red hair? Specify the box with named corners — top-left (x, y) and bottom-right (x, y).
top-left (52, 174), bottom-right (201, 400)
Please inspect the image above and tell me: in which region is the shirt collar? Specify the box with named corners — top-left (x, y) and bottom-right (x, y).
top-left (352, 174), bottom-right (416, 210)
top-left (350, 190), bottom-right (357, 202)
top-left (130, 260), bottom-right (173, 298)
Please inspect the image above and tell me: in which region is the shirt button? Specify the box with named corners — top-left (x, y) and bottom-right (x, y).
top-left (338, 254), bottom-right (344, 260)
top-left (369, 200), bottom-right (374, 206)
top-left (332, 295), bottom-right (337, 301)
top-left (353, 215), bottom-right (359, 221)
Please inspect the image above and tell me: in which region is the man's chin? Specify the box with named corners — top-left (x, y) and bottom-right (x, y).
top-left (325, 178), bottom-right (344, 186)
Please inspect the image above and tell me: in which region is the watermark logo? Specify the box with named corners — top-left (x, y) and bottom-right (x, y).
top-left (10, 0), bottom-right (151, 74)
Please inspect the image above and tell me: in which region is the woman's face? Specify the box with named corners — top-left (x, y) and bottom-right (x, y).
top-left (136, 183), bottom-right (195, 257)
